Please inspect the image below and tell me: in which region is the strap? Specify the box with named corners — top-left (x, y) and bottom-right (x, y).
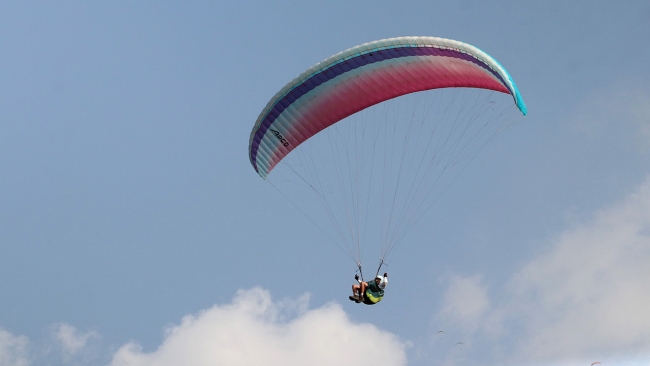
top-left (356, 262), bottom-right (364, 283)
top-left (375, 257), bottom-right (386, 278)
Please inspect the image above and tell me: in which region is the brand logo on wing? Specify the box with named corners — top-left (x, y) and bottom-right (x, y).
top-left (269, 129), bottom-right (290, 147)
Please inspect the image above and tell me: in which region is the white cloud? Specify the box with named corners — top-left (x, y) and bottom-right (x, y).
top-left (437, 275), bottom-right (490, 333)
top-left (504, 176), bottom-right (650, 362)
top-left (108, 287), bottom-right (408, 366)
top-left (53, 323), bottom-right (99, 360)
top-left (431, 276), bottom-right (488, 366)
top-left (436, 176), bottom-right (650, 365)
top-left (0, 328), bottom-right (30, 366)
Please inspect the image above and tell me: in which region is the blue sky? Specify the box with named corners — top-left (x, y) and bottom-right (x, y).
top-left (1, 1), bottom-right (650, 365)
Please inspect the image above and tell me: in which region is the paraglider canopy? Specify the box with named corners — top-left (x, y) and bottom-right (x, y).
top-left (250, 36), bottom-right (527, 269)
top-left (249, 36), bottom-right (526, 179)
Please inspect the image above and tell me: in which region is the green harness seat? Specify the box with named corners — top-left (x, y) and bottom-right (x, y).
top-left (363, 280), bottom-right (385, 305)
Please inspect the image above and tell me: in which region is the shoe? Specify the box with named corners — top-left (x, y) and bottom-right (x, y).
top-left (350, 295), bottom-right (362, 303)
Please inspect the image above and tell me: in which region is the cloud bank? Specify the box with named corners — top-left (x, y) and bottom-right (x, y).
top-left (0, 328), bottom-right (29, 366)
top-left (109, 288), bottom-right (407, 366)
top-left (437, 275), bottom-right (490, 334)
top-left (1, 291), bottom-right (406, 366)
top-left (507, 177), bottom-right (650, 361)
top-left (53, 323), bottom-right (100, 361)
top-left (438, 176), bottom-right (650, 365)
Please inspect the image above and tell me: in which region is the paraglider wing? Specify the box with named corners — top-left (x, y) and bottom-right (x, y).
top-left (591, 363), bottom-right (601, 366)
top-left (249, 36), bottom-right (527, 179)
top-left (250, 36), bottom-right (528, 267)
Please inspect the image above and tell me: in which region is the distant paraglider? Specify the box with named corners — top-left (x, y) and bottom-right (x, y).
top-left (455, 342), bottom-right (464, 350)
top-left (437, 330), bottom-right (445, 339)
